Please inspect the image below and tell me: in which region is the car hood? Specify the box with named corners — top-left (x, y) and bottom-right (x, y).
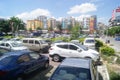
top-left (87, 49), bottom-right (99, 54)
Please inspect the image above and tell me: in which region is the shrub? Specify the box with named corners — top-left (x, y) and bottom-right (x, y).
top-left (110, 71), bottom-right (120, 80)
top-left (100, 46), bottom-right (115, 56)
top-left (79, 38), bottom-right (85, 43)
top-left (95, 40), bottom-right (104, 51)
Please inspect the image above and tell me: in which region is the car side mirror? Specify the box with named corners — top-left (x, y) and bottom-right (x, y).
top-left (77, 49), bottom-right (82, 52)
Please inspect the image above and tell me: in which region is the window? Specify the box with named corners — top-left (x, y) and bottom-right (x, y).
top-left (57, 44), bottom-right (68, 49)
top-left (23, 40), bottom-right (28, 43)
top-left (6, 43), bottom-right (10, 47)
top-left (69, 45), bottom-right (78, 50)
top-left (35, 40), bottom-right (39, 44)
top-left (85, 39), bottom-right (95, 43)
top-left (29, 52), bottom-right (40, 60)
top-left (40, 40), bottom-right (46, 44)
top-left (51, 67), bottom-right (91, 80)
top-left (18, 54), bottom-right (30, 63)
top-left (29, 40), bottom-right (34, 44)
top-left (0, 43), bottom-right (5, 46)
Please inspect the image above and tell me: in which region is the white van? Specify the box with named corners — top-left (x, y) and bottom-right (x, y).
top-left (22, 38), bottom-right (49, 53)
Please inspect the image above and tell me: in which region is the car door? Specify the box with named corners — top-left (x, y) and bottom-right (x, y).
top-left (17, 54), bottom-right (36, 74)
top-left (29, 52), bottom-right (45, 69)
top-left (56, 44), bottom-right (69, 57)
top-left (67, 44), bottom-right (80, 57)
top-left (68, 44), bottom-right (85, 58)
top-left (34, 40), bottom-right (41, 51)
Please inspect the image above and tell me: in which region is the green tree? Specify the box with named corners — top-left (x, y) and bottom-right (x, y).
top-left (0, 19), bottom-right (11, 34)
top-left (36, 27), bottom-right (42, 30)
top-left (9, 16), bottom-right (25, 33)
top-left (70, 24), bottom-right (80, 39)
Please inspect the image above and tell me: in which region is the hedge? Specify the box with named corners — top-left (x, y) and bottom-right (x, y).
top-left (100, 46), bottom-right (115, 56)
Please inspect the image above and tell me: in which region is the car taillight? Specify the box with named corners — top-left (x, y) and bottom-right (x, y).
top-left (0, 71), bottom-right (7, 76)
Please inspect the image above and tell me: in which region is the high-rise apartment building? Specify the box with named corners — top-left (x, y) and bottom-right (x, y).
top-left (47, 18), bottom-right (56, 30)
top-left (37, 16), bottom-right (47, 29)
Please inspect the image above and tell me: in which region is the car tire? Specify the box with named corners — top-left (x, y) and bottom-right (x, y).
top-left (53, 55), bottom-right (60, 62)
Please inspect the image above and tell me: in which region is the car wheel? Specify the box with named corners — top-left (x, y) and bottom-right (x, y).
top-left (44, 62), bottom-right (49, 69)
top-left (53, 55), bottom-right (60, 62)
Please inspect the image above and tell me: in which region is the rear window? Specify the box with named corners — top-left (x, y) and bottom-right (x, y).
top-left (57, 44), bottom-right (68, 49)
top-left (85, 39), bottom-right (95, 43)
top-left (50, 66), bottom-right (91, 80)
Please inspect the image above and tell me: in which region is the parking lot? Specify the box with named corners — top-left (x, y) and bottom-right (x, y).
top-left (21, 53), bottom-right (108, 80)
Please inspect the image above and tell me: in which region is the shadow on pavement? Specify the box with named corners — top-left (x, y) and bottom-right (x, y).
top-left (25, 65), bottom-right (54, 80)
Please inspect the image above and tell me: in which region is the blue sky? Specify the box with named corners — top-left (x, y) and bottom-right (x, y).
top-left (0, 0), bottom-right (120, 24)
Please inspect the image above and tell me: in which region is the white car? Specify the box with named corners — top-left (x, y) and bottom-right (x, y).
top-left (49, 42), bottom-right (100, 62)
top-left (0, 41), bottom-right (28, 51)
top-left (83, 38), bottom-right (96, 50)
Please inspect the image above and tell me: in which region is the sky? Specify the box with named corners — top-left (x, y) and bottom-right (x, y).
top-left (0, 0), bottom-right (120, 25)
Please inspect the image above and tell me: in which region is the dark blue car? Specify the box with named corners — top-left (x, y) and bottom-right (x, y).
top-left (0, 50), bottom-right (49, 80)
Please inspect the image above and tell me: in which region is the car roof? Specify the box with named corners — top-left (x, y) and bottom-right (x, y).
top-left (60, 58), bottom-right (91, 69)
top-left (4, 50), bottom-right (31, 56)
top-left (22, 38), bottom-right (43, 40)
top-left (85, 38), bottom-right (95, 40)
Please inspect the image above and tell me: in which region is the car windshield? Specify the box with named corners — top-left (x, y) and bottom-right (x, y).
top-left (74, 43), bottom-right (88, 51)
top-left (50, 66), bottom-right (91, 80)
top-left (11, 42), bottom-right (23, 47)
top-left (85, 39), bottom-right (95, 43)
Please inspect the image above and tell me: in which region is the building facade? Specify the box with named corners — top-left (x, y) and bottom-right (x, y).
top-left (37, 16), bottom-right (47, 29)
top-left (27, 19), bottom-right (43, 31)
top-left (109, 7), bottom-right (120, 26)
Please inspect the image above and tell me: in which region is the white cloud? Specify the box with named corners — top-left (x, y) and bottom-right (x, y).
top-left (16, 8), bottom-right (51, 22)
top-left (67, 3), bottom-right (97, 14)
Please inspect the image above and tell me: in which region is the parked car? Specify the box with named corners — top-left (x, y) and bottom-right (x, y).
top-left (115, 34), bottom-right (120, 41)
top-left (22, 38), bottom-right (49, 53)
top-left (83, 38), bottom-right (96, 50)
top-left (49, 42), bottom-right (100, 62)
top-left (70, 40), bottom-right (79, 43)
top-left (9, 38), bottom-right (22, 43)
top-left (0, 50), bottom-right (49, 80)
top-left (49, 58), bottom-right (98, 80)
top-left (0, 41), bottom-right (28, 51)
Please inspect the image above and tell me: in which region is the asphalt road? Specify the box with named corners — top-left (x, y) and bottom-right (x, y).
top-left (100, 36), bottom-right (120, 52)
